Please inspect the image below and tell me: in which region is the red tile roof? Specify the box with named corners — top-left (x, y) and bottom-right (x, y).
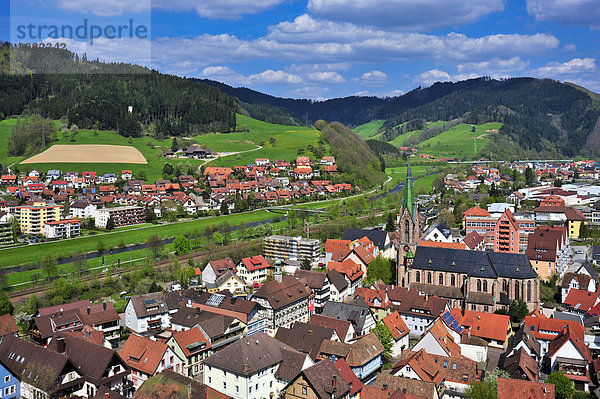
top-left (0, 314), bottom-right (19, 336)
top-left (564, 288), bottom-right (599, 314)
top-left (462, 205), bottom-right (491, 220)
top-left (418, 240), bottom-right (466, 250)
top-left (547, 324), bottom-right (591, 362)
top-left (325, 239), bottom-right (351, 254)
top-left (451, 308), bottom-right (509, 342)
top-left (382, 311), bottom-right (409, 340)
top-left (334, 358), bottom-right (363, 395)
top-left (121, 334), bottom-right (169, 375)
top-left (240, 255), bottom-right (270, 271)
top-left (523, 315), bottom-right (584, 341)
top-left (327, 259), bottom-right (363, 282)
top-left (392, 349), bottom-right (444, 386)
top-left (496, 378), bottom-right (554, 399)
top-left (171, 326), bottom-right (211, 358)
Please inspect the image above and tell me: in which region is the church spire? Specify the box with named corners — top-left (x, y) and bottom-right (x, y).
top-left (401, 157), bottom-right (415, 220)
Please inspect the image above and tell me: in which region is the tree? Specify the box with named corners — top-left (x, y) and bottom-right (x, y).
top-left (366, 256), bottom-right (392, 285)
top-left (547, 371), bottom-right (574, 399)
top-left (301, 258), bottom-right (312, 270)
top-left (0, 291), bottom-right (13, 315)
top-left (525, 167), bottom-right (535, 186)
top-left (508, 300), bottom-right (529, 323)
top-left (27, 294), bottom-right (39, 314)
top-left (432, 174), bottom-right (445, 192)
top-left (220, 201), bottom-right (229, 215)
top-left (97, 239), bottom-right (105, 254)
top-left (41, 254), bottom-right (58, 281)
top-left (105, 216), bottom-right (115, 230)
top-left (145, 207), bottom-right (157, 223)
top-left (146, 234), bottom-right (164, 259)
top-left (385, 212), bottom-right (396, 232)
top-left (213, 231), bottom-right (223, 245)
top-left (62, 200), bottom-right (70, 218)
top-left (171, 137), bottom-right (179, 152)
top-left (73, 250), bottom-right (88, 277)
top-left (173, 235), bottom-right (192, 255)
top-left (373, 321), bottom-right (394, 360)
top-left (162, 162), bottom-right (174, 177)
top-left (288, 209), bottom-right (298, 230)
top-left (465, 380), bottom-right (496, 399)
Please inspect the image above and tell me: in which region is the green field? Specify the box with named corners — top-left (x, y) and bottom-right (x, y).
top-left (413, 173), bottom-right (440, 194)
top-left (385, 165), bottom-right (429, 187)
top-left (388, 121), bottom-right (445, 147)
top-left (352, 120), bottom-right (385, 140)
top-left (210, 115), bottom-right (324, 166)
top-left (415, 122), bottom-right (501, 159)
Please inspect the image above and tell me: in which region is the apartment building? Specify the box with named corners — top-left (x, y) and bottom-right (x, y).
top-left (263, 235), bottom-right (321, 263)
top-left (15, 202), bottom-right (61, 235)
top-left (0, 221), bottom-right (13, 245)
top-left (42, 219), bottom-right (81, 239)
top-left (463, 206), bottom-right (535, 252)
top-left (95, 205), bottom-right (145, 228)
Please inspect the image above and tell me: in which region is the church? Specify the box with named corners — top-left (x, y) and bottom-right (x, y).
top-left (396, 161), bottom-right (540, 312)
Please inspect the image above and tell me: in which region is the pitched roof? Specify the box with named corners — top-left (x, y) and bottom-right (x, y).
top-left (207, 258), bottom-right (237, 277)
top-left (424, 318), bottom-right (462, 357)
top-left (274, 348), bottom-right (310, 383)
top-left (560, 272), bottom-right (592, 289)
top-left (392, 349), bottom-right (444, 385)
top-left (239, 255), bottom-right (270, 271)
top-left (374, 374), bottom-right (438, 398)
top-left (325, 239), bottom-right (351, 254)
top-left (505, 324), bottom-right (541, 359)
top-left (462, 205), bottom-right (491, 219)
top-left (275, 323), bottom-right (334, 360)
top-left (120, 334), bottom-right (169, 375)
top-left (345, 333), bottom-right (384, 367)
top-left (351, 245), bottom-right (375, 265)
top-left (294, 269), bottom-right (327, 290)
top-left (547, 324), bottom-right (591, 362)
top-left (564, 288), bottom-right (599, 314)
top-left (523, 315), bottom-right (585, 342)
top-left (418, 240), bottom-right (466, 250)
top-left (382, 311), bottom-right (410, 340)
top-left (355, 287), bottom-right (388, 309)
top-left (327, 258), bottom-right (363, 282)
top-left (129, 292), bottom-right (169, 318)
top-left (412, 246), bottom-right (537, 279)
top-left (334, 358), bottom-right (363, 395)
top-left (386, 286), bottom-right (448, 319)
top-left (502, 347), bottom-right (539, 381)
top-left (170, 306), bottom-right (235, 337)
top-left (0, 314), bottom-right (19, 336)
top-left (171, 326), bottom-right (211, 357)
top-left (301, 359), bottom-right (351, 399)
top-left (321, 301), bottom-right (372, 334)
top-left (451, 309), bottom-right (509, 342)
top-left (309, 314), bottom-right (352, 341)
top-left (204, 332), bottom-right (296, 376)
top-left (37, 299), bottom-right (91, 316)
top-left (326, 269), bottom-right (348, 291)
top-left (496, 378), bottom-right (554, 399)
top-left (253, 275), bottom-right (311, 310)
top-left (343, 228), bottom-right (389, 251)
top-left (134, 369), bottom-right (230, 399)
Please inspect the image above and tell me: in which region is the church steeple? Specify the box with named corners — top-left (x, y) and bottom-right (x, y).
top-left (401, 157), bottom-right (415, 221)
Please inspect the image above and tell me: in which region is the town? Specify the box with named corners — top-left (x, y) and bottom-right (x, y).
top-left (0, 156), bottom-right (599, 399)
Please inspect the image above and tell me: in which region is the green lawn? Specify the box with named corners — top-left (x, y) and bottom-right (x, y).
top-left (413, 173), bottom-right (440, 194)
top-left (415, 122), bottom-right (502, 160)
top-left (352, 120), bottom-right (385, 140)
top-left (210, 115), bottom-right (323, 166)
top-left (388, 121), bottom-right (445, 147)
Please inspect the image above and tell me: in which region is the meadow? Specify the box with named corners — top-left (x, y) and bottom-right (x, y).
top-left (415, 122), bottom-right (502, 159)
top-left (352, 120), bottom-right (385, 140)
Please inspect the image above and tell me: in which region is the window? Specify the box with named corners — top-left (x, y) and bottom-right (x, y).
top-left (439, 274), bottom-right (444, 285)
top-left (453, 363), bottom-right (457, 370)
top-left (302, 386), bottom-right (308, 395)
top-left (427, 273), bottom-right (432, 284)
top-left (415, 271), bottom-right (420, 283)
top-left (451, 274), bottom-right (455, 286)
top-left (527, 281), bottom-right (532, 302)
top-left (483, 280), bottom-right (488, 293)
top-left (236, 386), bottom-right (239, 393)
top-left (476, 280), bottom-right (481, 292)
top-left (208, 377), bottom-right (211, 384)
top-left (4, 375), bottom-right (9, 383)
top-left (515, 282), bottom-right (520, 300)
top-left (256, 383), bottom-right (258, 390)
top-left (249, 386), bottom-right (252, 393)
top-left (223, 382), bottom-right (226, 390)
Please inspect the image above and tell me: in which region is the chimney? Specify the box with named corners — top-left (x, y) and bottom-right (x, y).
top-left (56, 336), bottom-right (65, 353)
top-left (87, 307), bottom-right (91, 314)
top-left (105, 393), bottom-right (109, 399)
top-left (103, 302), bottom-right (107, 310)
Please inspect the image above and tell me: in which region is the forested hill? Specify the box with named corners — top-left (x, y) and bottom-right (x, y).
top-left (203, 77), bottom-right (600, 158)
top-left (0, 43), bottom-right (237, 136)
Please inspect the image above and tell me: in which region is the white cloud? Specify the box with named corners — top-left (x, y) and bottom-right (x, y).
top-left (531, 58), bottom-right (597, 76)
top-left (527, 0), bottom-right (600, 28)
top-left (201, 66), bottom-right (302, 85)
top-left (54, 0), bottom-right (284, 19)
top-left (248, 70), bottom-right (303, 84)
top-left (307, 0), bottom-right (505, 31)
top-left (413, 69), bottom-right (451, 86)
top-left (456, 57), bottom-right (528, 74)
top-left (43, 37), bottom-right (152, 67)
top-left (562, 44), bottom-right (577, 52)
top-left (286, 86), bottom-right (331, 100)
top-left (361, 70), bottom-right (389, 85)
top-left (307, 71), bottom-right (346, 83)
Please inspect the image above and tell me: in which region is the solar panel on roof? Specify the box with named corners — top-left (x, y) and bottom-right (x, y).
top-left (206, 293), bottom-right (225, 307)
top-left (144, 299), bottom-right (156, 305)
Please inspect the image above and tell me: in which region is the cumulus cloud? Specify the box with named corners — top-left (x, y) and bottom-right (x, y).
top-left (307, 0), bottom-right (505, 31)
top-left (55, 0), bottom-right (284, 19)
top-left (413, 69), bottom-right (451, 86)
top-left (248, 70), bottom-right (303, 84)
top-left (531, 58), bottom-right (597, 76)
top-left (562, 44), bottom-right (577, 53)
top-left (456, 57), bottom-right (528, 75)
top-left (201, 66), bottom-right (302, 85)
top-left (361, 70), bottom-right (389, 84)
top-left (307, 71), bottom-right (346, 83)
top-left (527, 0), bottom-right (600, 28)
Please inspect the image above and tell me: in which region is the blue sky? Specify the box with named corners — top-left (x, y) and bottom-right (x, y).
top-left (2, 0), bottom-right (599, 99)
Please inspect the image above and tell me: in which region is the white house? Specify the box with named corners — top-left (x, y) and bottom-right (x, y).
top-left (236, 255), bottom-right (271, 286)
top-left (69, 201), bottom-right (97, 219)
top-left (203, 332), bottom-right (313, 399)
top-left (125, 292), bottom-right (170, 333)
top-left (546, 325), bottom-right (591, 392)
top-left (382, 311), bottom-right (410, 358)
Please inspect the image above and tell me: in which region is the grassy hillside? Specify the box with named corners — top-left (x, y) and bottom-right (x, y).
top-left (211, 115), bottom-right (324, 166)
top-left (0, 119), bottom-right (22, 168)
top-left (415, 122), bottom-right (501, 159)
top-left (388, 121), bottom-right (445, 147)
top-left (352, 120), bottom-right (385, 140)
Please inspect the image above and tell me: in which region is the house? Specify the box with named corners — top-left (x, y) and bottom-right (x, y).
top-left (561, 273), bottom-right (596, 302)
top-left (191, 291), bottom-right (262, 329)
top-left (121, 170), bottom-right (133, 180)
top-left (343, 228), bottom-right (395, 259)
top-left (450, 309), bottom-right (510, 348)
top-left (355, 287), bottom-right (390, 322)
top-left (500, 347), bottom-right (540, 382)
top-left (0, 335), bottom-right (83, 399)
top-left (42, 219), bottom-right (81, 239)
top-left (133, 370), bottom-right (229, 399)
top-left (294, 269), bottom-right (331, 314)
top-left (202, 258), bottom-right (237, 285)
top-left (523, 314), bottom-right (585, 356)
top-left (120, 334), bottom-right (183, 389)
top-left (327, 269), bottom-right (350, 302)
top-left (333, 359), bottom-right (363, 399)
top-left (47, 334), bottom-right (130, 398)
top-left (203, 332), bottom-right (313, 399)
top-left (237, 255), bottom-right (271, 286)
top-left (411, 318), bottom-right (462, 359)
top-left (526, 225), bottom-right (570, 279)
top-left (321, 301), bottom-right (376, 337)
top-left (284, 359), bottom-right (350, 399)
top-left (324, 239), bottom-right (351, 264)
top-left (382, 311), bottom-right (410, 358)
top-left (503, 324), bottom-right (542, 362)
top-left (462, 231), bottom-right (485, 251)
top-left (327, 259), bottom-right (363, 296)
top-left (252, 275), bottom-right (312, 336)
top-left (496, 378), bottom-right (554, 399)
top-left (124, 292), bottom-right (170, 333)
top-left (309, 314), bottom-right (356, 343)
top-left (275, 322), bottom-right (337, 360)
top-left (546, 325), bottom-right (591, 391)
top-left (166, 326), bottom-right (212, 378)
top-left (385, 286), bottom-right (449, 337)
top-left (564, 289), bottom-right (600, 316)
top-left (169, 306), bottom-right (246, 351)
top-left (319, 333), bottom-right (384, 384)
top-left (422, 223), bottom-right (453, 243)
top-left (208, 271), bottom-right (247, 297)
top-left (70, 200), bottom-right (97, 219)
top-left (0, 357), bottom-right (19, 398)
top-left (185, 145), bottom-right (212, 159)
